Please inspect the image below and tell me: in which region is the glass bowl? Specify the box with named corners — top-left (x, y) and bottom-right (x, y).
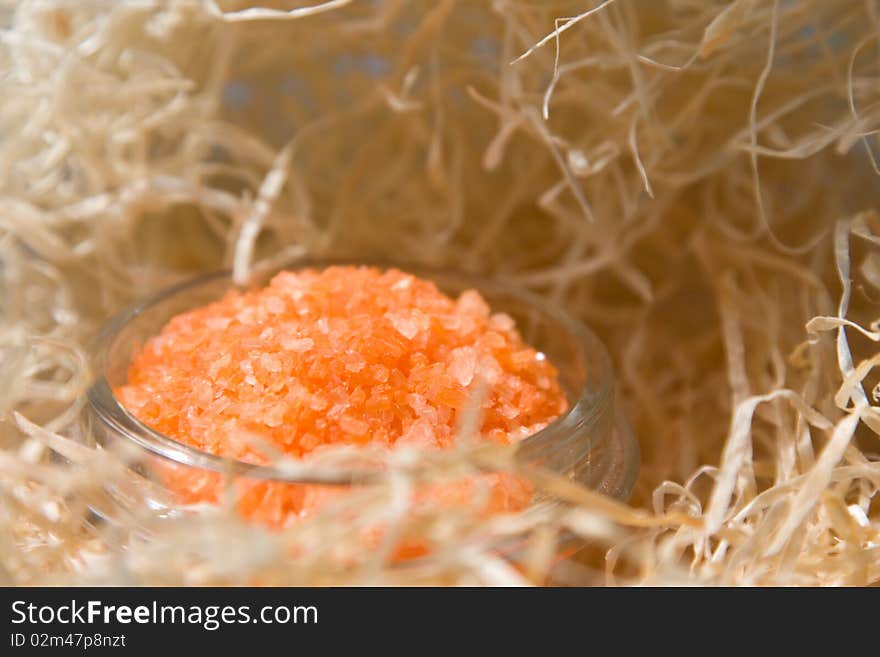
top-left (83, 260), bottom-right (639, 529)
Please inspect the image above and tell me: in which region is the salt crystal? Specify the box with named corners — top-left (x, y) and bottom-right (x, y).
top-left (398, 418), bottom-right (437, 448)
top-left (387, 312), bottom-right (419, 340)
top-left (500, 403), bottom-right (520, 420)
top-left (440, 314), bottom-right (461, 331)
top-left (281, 336), bottom-right (314, 352)
top-left (259, 353), bottom-right (282, 373)
top-left (264, 403), bottom-right (287, 427)
top-left (457, 289), bottom-right (490, 319)
top-left (448, 346), bottom-right (477, 387)
top-left (206, 317), bottom-right (231, 331)
top-left (339, 415), bottom-right (369, 436)
top-left (208, 353), bottom-right (231, 378)
top-left (478, 354), bottom-right (502, 384)
top-left (459, 317), bottom-right (477, 335)
top-left (373, 365), bottom-right (390, 383)
top-left (265, 296), bottom-right (285, 314)
top-left (300, 433), bottom-right (319, 451)
top-left (308, 395), bottom-right (328, 412)
top-left (208, 397), bottom-right (231, 415)
top-left (327, 402), bottom-right (346, 419)
top-left (345, 351), bottom-right (366, 372)
top-left (489, 313), bottom-right (515, 332)
top-left (512, 350), bottom-right (539, 368)
top-left (236, 308), bottom-right (256, 324)
top-left (407, 393), bottom-right (439, 424)
top-left (193, 381), bottom-right (213, 407)
top-left (392, 275), bottom-right (413, 290)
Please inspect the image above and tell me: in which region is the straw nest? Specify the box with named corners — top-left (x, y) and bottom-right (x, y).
top-left (2, 0), bottom-right (880, 586)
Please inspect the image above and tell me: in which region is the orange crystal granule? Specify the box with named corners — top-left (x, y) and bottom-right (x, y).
top-left (117, 266), bottom-right (568, 527)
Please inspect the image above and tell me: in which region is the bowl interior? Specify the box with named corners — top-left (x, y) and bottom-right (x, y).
top-left (91, 261), bottom-right (616, 480)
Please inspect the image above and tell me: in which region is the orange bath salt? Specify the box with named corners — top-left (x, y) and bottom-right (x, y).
top-left (116, 266), bottom-right (568, 528)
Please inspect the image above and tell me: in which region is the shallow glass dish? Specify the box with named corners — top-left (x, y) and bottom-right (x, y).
top-left (84, 260), bottom-right (639, 526)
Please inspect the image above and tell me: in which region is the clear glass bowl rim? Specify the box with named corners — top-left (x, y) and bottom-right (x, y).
top-left (86, 259), bottom-right (628, 488)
